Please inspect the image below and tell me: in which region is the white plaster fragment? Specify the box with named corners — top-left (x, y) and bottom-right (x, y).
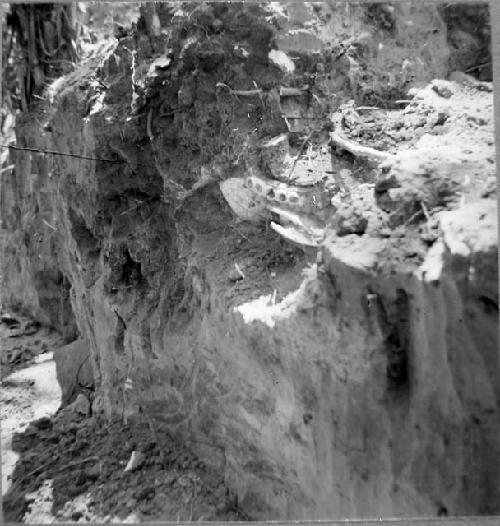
top-left (416, 239), bottom-right (445, 282)
top-left (234, 272), bottom-right (313, 327)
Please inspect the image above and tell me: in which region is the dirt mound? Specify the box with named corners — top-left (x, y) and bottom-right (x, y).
top-left (4, 408), bottom-right (246, 522)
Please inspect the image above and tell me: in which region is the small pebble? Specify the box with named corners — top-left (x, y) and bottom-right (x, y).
top-left (431, 80), bottom-right (453, 99)
top-left (228, 268), bottom-right (244, 282)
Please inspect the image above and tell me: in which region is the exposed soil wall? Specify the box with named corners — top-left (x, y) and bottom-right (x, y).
top-left (1, 2), bottom-right (497, 520)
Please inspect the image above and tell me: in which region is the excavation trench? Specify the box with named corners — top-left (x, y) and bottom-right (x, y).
top-left (1, 2), bottom-right (498, 522)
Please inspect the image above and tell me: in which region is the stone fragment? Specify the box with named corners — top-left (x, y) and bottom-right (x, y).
top-left (228, 268), bottom-right (244, 282)
top-left (335, 204), bottom-right (369, 237)
top-left (260, 134), bottom-right (293, 181)
top-left (431, 80), bottom-right (454, 99)
top-left (124, 451), bottom-right (145, 472)
top-left (433, 112), bottom-right (449, 126)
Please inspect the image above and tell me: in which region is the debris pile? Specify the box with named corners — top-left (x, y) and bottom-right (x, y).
top-left (4, 401), bottom-right (245, 522)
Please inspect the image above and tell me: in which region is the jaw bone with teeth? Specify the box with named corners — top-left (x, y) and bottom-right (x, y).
top-left (219, 175), bottom-right (327, 247)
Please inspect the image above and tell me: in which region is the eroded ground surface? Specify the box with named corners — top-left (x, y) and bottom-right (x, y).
top-left (1, 315), bottom-right (245, 522)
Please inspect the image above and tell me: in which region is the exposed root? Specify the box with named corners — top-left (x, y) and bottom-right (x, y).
top-left (329, 131), bottom-right (393, 164)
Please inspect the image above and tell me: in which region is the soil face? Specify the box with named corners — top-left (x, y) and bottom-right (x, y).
top-left (1, 1), bottom-right (497, 521)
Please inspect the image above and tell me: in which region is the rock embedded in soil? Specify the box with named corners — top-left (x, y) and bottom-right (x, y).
top-left (228, 267), bottom-right (244, 282)
top-left (335, 205), bottom-right (369, 236)
top-left (124, 451), bottom-right (145, 472)
top-left (260, 134), bottom-right (294, 180)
